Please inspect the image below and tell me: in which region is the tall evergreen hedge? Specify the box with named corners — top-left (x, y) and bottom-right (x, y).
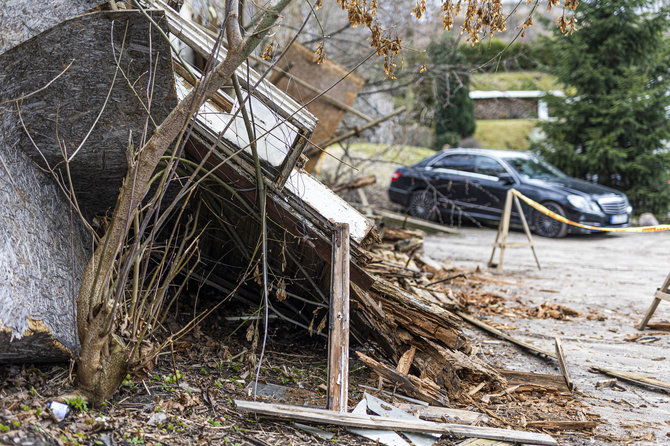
top-left (535, 0), bottom-right (670, 214)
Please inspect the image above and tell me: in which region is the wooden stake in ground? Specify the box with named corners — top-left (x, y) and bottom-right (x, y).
top-left (554, 336), bottom-right (574, 392)
top-left (487, 189), bottom-right (541, 273)
top-left (327, 223), bottom-right (350, 412)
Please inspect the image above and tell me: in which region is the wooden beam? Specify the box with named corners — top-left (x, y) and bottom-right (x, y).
top-left (327, 223), bottom-right (350, 411)
top-left (371, 208), bottom-right (459, 235)
top-left (591, 366), bottom-right (670, 393)
top-left (498, 369), bottom-right (570, 393)
top-left (234, 400), bottom-right (558, 445)
top-left (525, 421), bottom-right (598, 430)
top-left (457, 312), bottom-right (557, 359)
top-left (554, 337), bottom-right (574, 392)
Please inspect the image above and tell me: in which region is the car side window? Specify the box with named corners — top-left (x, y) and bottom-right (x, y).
top-left (432, 154), bottom-right (476, 173)
top-left (474, 156), bottom-right (507, 177)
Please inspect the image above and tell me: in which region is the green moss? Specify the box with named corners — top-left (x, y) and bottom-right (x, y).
top-left (473, 119), bottom-right (538, 150)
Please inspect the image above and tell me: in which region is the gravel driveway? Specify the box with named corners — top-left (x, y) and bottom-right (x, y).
top-left (424, 225), bottom-right (670, 443)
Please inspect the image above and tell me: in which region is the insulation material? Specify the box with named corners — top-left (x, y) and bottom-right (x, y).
top-left (0, 0), bottom-right (106, 55)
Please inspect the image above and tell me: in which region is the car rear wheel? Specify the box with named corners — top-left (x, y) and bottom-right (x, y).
top-left (408, 190), bottom-right (438, 221)
top-left (532, 202), bottom-right (568, 238)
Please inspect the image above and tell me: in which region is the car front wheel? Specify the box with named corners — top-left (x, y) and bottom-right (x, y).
top-left (408, 190), bottom-right (438, 221)
top-left (532, 201), bottom-right (568, 238)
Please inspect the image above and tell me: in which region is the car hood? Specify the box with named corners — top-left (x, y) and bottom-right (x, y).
top-left (525, 177), bottom-right (626, 198)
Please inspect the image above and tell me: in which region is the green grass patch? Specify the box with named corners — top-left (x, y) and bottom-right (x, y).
top-left (474, 119), bottom-right (538, 150)
top-left (471, 72), bottom-right (560, 91)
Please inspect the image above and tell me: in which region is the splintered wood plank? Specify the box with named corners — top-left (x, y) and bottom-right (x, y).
top-left (554, 337), bottom-right (574, 392)
top-left (396, 346), bottom-right (417, 375)
top-left (498, 370), bottom-right (570, 393)
top-left (234, 400), bottom-right (559, 445)
top-left (327, 223), bottom-right (350, 412)
top-left (394, 403), bottom-right (485, 425)
top-left (356, 352), bottom-right (449, 407)
top-left (592, 367), bottom-right (670, 393)
top-left (457, 312), bottom-right (557, 359)
top-left (524, 420), bottom-right (598, 430)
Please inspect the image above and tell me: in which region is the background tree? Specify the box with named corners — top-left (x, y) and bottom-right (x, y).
top-left (535, 0), bottom-right (670, 214)
top-left (412, 35), bottom-right (475, 149)
top-left (428, 34), bottom-right (476, 148)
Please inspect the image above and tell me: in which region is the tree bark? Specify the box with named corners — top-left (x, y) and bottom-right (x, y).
top-left (76, 0), bottom-right (292, 403)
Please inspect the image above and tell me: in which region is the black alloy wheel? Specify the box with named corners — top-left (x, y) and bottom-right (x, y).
top-left (408, 190), bottom-right (438, 221)
top-left (532, 201), bottom-right (568, 238)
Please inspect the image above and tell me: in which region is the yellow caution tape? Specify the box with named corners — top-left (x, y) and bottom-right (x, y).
top-left (511, 189), bottom-right (670, 233)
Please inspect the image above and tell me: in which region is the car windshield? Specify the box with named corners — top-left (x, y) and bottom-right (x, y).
top-left (503, 155), bottom-right (567, 180)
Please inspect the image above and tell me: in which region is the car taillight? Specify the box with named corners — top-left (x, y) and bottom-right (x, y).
top-left (391, 170), bottom-right (401, 182)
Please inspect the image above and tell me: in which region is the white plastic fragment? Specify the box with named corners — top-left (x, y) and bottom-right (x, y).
top-left (147, 412), bottom-right (168, 426)
top-left (365, 393), bottom-right (441, 446)
top-left (294, 422), bottom-right (335, 440)
top-left (48, 401), bottom-right (70, 420)
top-left (347, 399), bottom-right (411, 446)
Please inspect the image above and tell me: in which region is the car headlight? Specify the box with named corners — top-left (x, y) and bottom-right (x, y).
top-left (567, 195), bottom-right (600, 213)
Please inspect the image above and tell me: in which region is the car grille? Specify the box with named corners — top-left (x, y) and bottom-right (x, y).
top-left (597, 196), bottom-right (627, 214)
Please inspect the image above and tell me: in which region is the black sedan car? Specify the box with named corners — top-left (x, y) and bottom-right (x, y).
top-left (388, 148), bottom-right (632, 238)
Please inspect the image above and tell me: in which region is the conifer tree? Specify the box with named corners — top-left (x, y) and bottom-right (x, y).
top-left (426, 35), bottom-right (476, 149)
top-left (536, 0), bottom-right (670, 214)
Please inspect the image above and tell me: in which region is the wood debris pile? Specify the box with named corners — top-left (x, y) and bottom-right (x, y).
top-left (352, 226), bottom-right (506, 404)
top-left (462, 290), bottom-right (583, 320)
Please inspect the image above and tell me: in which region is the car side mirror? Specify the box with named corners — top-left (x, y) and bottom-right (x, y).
top-left (497, 173), bottom-right (515, 185)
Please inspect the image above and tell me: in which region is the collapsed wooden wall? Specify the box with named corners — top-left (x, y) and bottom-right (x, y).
top-left (269, 43), bottom-right (365, 171)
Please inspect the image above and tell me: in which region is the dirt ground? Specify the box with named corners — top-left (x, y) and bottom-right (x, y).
top-left (424, 224), bottom-right (670, 444)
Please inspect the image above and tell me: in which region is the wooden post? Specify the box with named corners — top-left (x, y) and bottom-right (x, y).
top-left (513, 194), bottom-right (541, 271)
top-left (327, 223), bottom-right (350, 412)
top-left (488, 189), bottom-right (514, 273)
top-left (554, 337), bottom-right (574, 392)
top-left (638, 271), bottom-right (670, 330)
top-left (488, 189), bottom-right (541, 273)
